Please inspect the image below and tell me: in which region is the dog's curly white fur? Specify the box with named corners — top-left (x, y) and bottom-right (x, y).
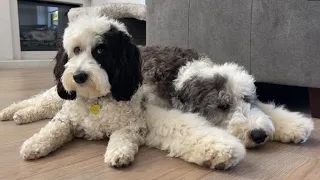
top-left (0, 15), bottom-right (247, 170)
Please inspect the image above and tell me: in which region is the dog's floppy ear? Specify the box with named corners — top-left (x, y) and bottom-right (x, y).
top-left (108, 29), bottom-right (142, 101)
top-left (53, 46), bottom-right (76, 100)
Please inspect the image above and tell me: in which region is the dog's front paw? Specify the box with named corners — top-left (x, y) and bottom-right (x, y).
top-left (0, 103), bottom-right (30, 121)
top-left (20, 139), bottom-right (44, 160)
top-left (182, 135), bottom-right (246, 170)
top-left (272, 116), bottom-right (314, 144)
top-left (203, 140), bottom-right (246, 170)
top-left (0, 107), bottom-right (15, 121)
top-left (104, 146), bottom-right (136, 167)
top-left (12, 106), bottom-right (40, 125)
top-left (13, 111), bottom-right (29, 125)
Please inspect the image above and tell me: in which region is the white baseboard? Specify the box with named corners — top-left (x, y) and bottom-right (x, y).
top-left (0, 60), bottom-right (54, 69)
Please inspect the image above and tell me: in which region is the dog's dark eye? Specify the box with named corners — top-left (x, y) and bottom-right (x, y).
top-left (93, 44), bottom-right (106, 55)
top-left (97, 48), bottom-right (104, 54)
top-left (218, 104), bottom-right (230, 111)
top-left (74, 46), bottom-right (81, 55)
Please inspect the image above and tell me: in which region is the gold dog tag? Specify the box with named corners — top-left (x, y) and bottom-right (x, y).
top-left (90, 104), bottom-right (101, 115)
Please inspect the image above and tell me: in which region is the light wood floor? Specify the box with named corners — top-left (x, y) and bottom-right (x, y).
top-left (0, 68), bottom-right (319, 180)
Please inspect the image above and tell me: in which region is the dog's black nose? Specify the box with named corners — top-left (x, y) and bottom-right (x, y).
top-left (250, 129), bottom-right (268, 144)
top-left (73, 71), bottom-right (88, 84)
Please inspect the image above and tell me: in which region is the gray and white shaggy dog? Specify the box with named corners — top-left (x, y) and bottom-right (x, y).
top-left (0, 15), bottom-right (314, 170)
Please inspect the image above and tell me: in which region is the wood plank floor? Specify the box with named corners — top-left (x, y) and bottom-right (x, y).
top-left (0, 68), bottom-right (319, 180)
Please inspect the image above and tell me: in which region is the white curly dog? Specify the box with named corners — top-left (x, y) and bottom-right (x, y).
top-left (0, 15), bottom-right (314, 170)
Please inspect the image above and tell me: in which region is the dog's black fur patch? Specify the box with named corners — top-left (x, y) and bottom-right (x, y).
top-left (140, 46), bottom-right (199, 101)
top-left (92, 26), bottom-right (142, 101)
top-left (174, 74), bottom-right (234, 125)
top-left (53, 47), bottom-right (77, 100)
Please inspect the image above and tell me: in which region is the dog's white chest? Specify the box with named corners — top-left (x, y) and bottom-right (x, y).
top-left (63, 98), bottom-right (141, 140)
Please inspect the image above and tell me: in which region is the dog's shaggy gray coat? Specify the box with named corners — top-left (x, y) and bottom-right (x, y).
top-left (140, 46), bottom-right (244, 126)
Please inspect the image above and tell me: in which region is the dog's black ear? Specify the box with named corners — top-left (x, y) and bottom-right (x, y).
top-left (92, 26), bottom-right (142, 101)
top-left (111, 36), bottom-right (142, 101)
top-left (53, 46), bottom-right (76, 100)
top-left (56, 81), bottom-right (76, 100)
top-left (106, 29), bottom-right (142, 101)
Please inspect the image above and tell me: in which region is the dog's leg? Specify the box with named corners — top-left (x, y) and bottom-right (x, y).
top-left (13, 95), bottom-right (63, 125)
top-left (145, 105), bottom-right (246, 170)
top-left (13, 106), bottom-right (58, 125)
top-left (0, 86), bottom-right (63, 124)
top-left (0, 99), bottom-right (35, 121)
top-left (257, 101), bottom-right (314, 144)
top-left (20, 115), bottom-right (73, 160)
top-left (104, 126), bottom-right (147, 167)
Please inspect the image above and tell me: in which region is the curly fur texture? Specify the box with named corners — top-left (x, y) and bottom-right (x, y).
top-left (0, 15), bottom-right (314, 169)
top-left (140, 47), bottom-right (313, 148)
top-left (0, 15), bottom-right (248, 170)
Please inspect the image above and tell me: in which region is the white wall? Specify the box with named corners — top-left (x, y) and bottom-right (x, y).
top-left (0, 0), bottom-right (14, 60)
top-left (91, 0), bottom-right (145, 6)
